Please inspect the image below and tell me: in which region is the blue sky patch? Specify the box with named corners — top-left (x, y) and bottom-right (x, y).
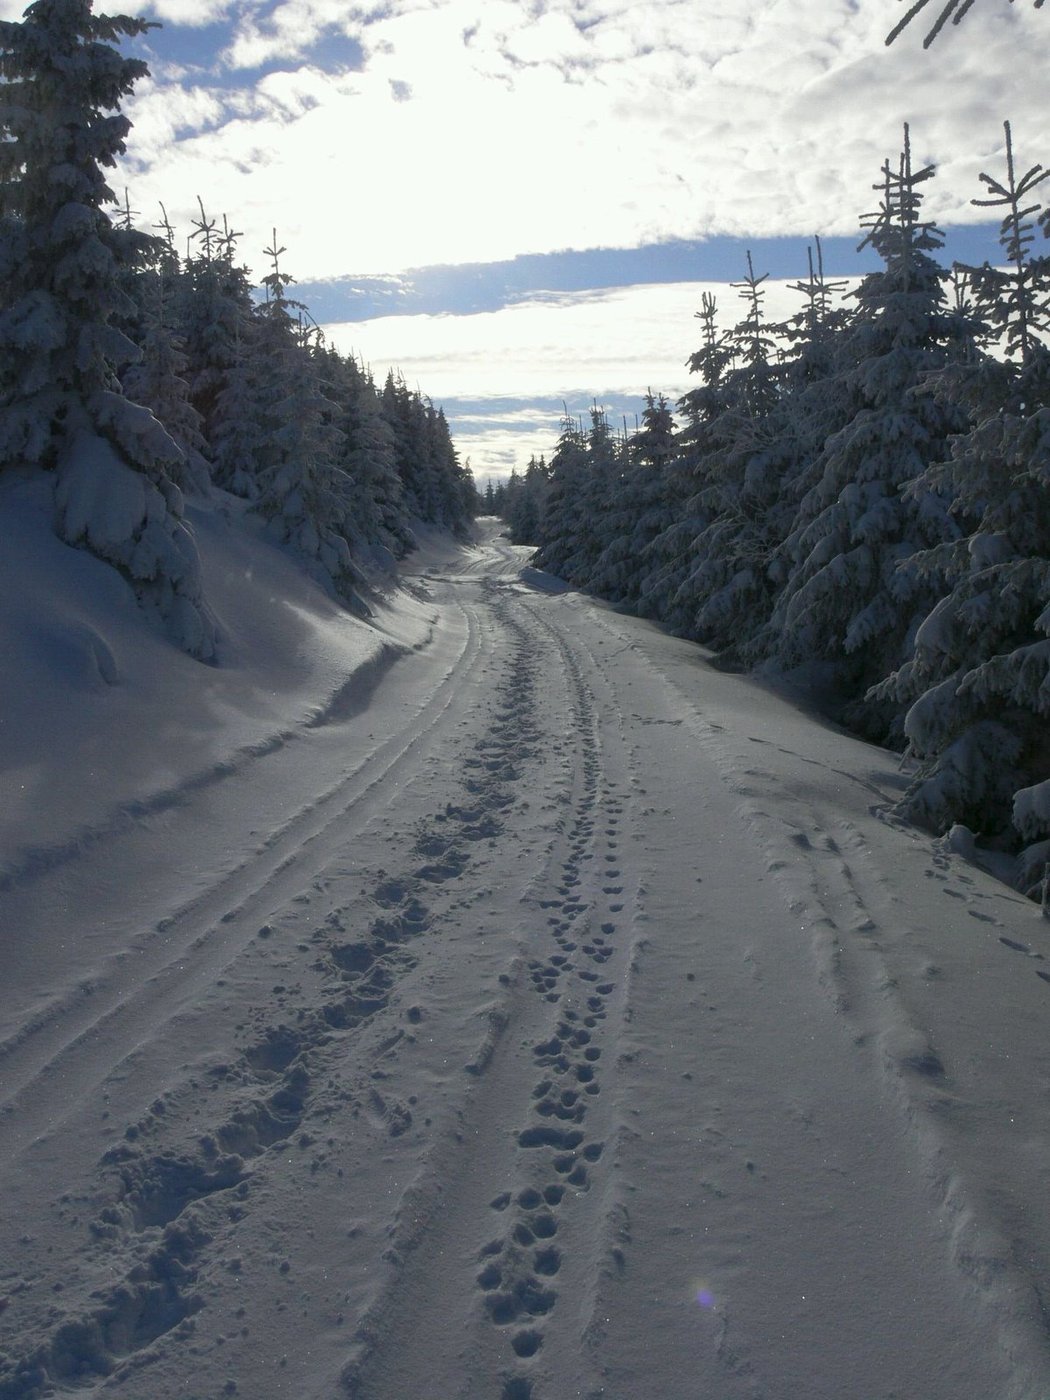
top-left (298, 223), bottom-right (1007, 324)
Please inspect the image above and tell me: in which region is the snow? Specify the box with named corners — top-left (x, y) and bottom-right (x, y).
top-left (1014, 777), bottom-right (1050, 841)
top-left (0, 469), bottom-right (429, 875)
top-left (1, 506), bottom-right (1049, 1400)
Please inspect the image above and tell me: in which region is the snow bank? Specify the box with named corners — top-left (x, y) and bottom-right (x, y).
top-left (0, 467), bottom-right (436, 876)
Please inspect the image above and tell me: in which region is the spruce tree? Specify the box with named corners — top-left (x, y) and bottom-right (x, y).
top-left (247, 234), bottom-right (370, 610)
top-left (0, 0), bottom-right (215, 657)
top-left (588, 392), bottom-right (676, 605)
top-left (760, 127), bottom-right (976, 738)
top-left (178, 201), bottom-right (257, 473)
top-left (732, 240), bottom-right (854, 657)
top-left (669, 252), bottom-right (785, 650)
top-left (638, 293), bottom-right (730, 628)
top-left (319, 348), bottom-right (413, 563)
top-left (533, 412), bottom-right (591, 579)
top-left (504, 456), bottom-right (550, 544)
top-left (874, 123), bottom-right (1050, 873)
top-left (120, 202), bottom-right (210, 495)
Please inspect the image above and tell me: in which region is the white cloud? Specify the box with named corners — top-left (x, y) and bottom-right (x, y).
top-left (105, 0), bottom-right (1048, 283)
top-left (327, 279), bottom-right (852, 402)
top-left (221, 0), bottom-right (352, 69)
top-left (324, 276), bottom-right (862, 479)
top-left (2, 0), bottom-right (1040, 287)
top-left (144, 0), bottom-right (236, 24)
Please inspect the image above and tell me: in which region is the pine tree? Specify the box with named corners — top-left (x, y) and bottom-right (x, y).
top-left (760, 126), bottom-right (976, 738)
top-left (533, 411), bottom-right (591, 579)
top-left (503, 455), bottom-right (549, 545)
top-left (120, 201), bottom-right (210, 495)
top-left (731, 239), bottom-right (855, 656)
top-left (588, 392), bottom-right (676, 605)
top-left (639, 293), bottom-right (730, 629)
top-left (319, 348), bottom-right (413, 564)
top-left (178, 200), bottom-right (257, 471)
top-left (874, 123), bottom-right (1050, 874)
top-left (558, 405), bottom-right (622, 587)
top-left (246, 233), bottom-right (370, 609)
top-left (0, 0), bottom-right (215, 657)
top-left (668, 252), bottom-right (785, 650)
top-left (380, 371), bottom-right (428, 518)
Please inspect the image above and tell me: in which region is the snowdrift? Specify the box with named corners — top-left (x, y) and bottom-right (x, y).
top-left (0, 468), bottom-right (440, 884)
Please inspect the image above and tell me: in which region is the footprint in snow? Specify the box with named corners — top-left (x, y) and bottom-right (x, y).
top-left (999, 935), bottom-right (1043, 958)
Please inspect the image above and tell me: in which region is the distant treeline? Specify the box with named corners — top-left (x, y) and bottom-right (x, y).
top-left (498, 123), bottom-right (1050, 893)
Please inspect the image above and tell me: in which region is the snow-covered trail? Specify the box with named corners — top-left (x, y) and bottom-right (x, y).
top-left (2, 523), bottom-right (1049, 1400)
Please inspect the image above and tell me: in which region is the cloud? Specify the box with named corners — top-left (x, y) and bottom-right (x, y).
top-left (145, 0), bottom-right (236, 25)
top-left (324, 275), bottom-right (864, 479)
top-left (220, 0), bottom-right (353, 70)
top-left (326, 278), bottom-right (855, 401)
top-left (103, 0), bottom-right (1048, 285)
top-left (2, 0), bottom-right (1041, 291)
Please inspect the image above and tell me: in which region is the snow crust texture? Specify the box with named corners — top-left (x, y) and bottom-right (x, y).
top-left (1, 525), bottom-right (1049, 1399)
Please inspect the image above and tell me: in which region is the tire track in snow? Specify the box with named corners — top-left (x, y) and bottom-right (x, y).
top-left (342, 585), bottom-right (642, 1400)
top-left (0, 600), bottom-right (485, 1151)
top-left (0, 579), bottom-right (547, 1399)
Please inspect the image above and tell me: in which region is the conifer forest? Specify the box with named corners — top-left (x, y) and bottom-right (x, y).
top-left (0, 0), bottom-right (476, 658)
top-left (497, 121), bottom-right (1050, 895)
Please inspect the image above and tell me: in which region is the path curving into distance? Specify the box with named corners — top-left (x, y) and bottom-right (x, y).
top-left (1, 521), bottom-right (1049, 1400)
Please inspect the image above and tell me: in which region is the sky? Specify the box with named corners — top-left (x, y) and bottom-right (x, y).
top-left (5, 0), bottom-right (1045, 480)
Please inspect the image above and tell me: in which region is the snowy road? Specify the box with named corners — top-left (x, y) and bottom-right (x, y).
top-left (2, 523), bottom-right (1050, 1399)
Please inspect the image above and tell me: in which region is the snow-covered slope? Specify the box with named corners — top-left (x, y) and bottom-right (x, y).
top-left (1, 507), bottom-right (1048, 1400)
top-left (0, 470), bottom-right (434, 874)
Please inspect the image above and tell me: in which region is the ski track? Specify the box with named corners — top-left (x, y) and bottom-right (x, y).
top-left (1, 527), bottom-right (1049, 1399)
top-left (341, 589), bottom-right (642, 1400)
top-left (0, 603), bottom-right (480, 1140)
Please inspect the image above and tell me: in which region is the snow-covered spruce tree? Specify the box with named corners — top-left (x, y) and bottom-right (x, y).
top-left (249, 234), bottom-right (370, 611)
top-left (532, 411), bottom-right (591, 578)
top-left (587, 391), bottom-right (677, 606)
top-left (759, 126), bottom-right (977, 739)
top-left (0, 0), bottom-right (215, 656)
top-left (482, 477), bottom-right (500, 515)
top-left (558, 405), bottom-right (623, 587)
top-left (317, 347), bottom-right (414, 564)
top-left (119, 200), bottom-right (211, 495)
top-left (638, 292), bottom-right (731, 628)
top-left (533, 406), bottom-right (620, 587)
top-left (668, 252), bottom-right (789, 652)
top-left (501, 466), bottom-right (524, 538)
top-left (728, 240), bottom-right (856, 661)
top-left (424, 402), bottom-right (476, 532)
top-left (380, 371), bottom-right (422, 517)
top-left (503, 454), bottom-right (550, 545)
top-left (872, 123), bottom-right (1050, 877)
top-left (379, 372), bottom-right (474, 534)
top-left (177, 201), bottom-right (258, 482)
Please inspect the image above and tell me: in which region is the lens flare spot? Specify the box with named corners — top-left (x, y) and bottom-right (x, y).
top-left (692, 1279), bottom-right (716, 1310)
